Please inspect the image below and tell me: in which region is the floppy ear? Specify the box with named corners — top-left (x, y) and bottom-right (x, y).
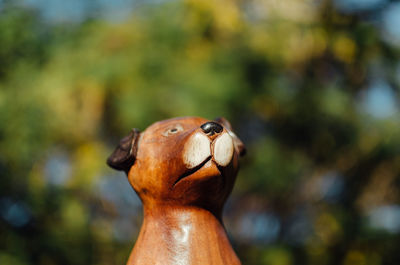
top-left (107, 128), bottom-right (141, 174)
top-left (214, 117), bottom-right (246, 157)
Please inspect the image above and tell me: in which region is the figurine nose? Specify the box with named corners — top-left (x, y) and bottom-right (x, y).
top-left (201, 122), bottom-right (223, 136)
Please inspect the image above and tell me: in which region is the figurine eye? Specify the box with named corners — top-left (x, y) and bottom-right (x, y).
top-left (162, 124), bottom-right (183, 136)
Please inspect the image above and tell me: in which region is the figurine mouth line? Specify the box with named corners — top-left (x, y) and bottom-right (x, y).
top-left (173, 156), bottom-right (212, 187)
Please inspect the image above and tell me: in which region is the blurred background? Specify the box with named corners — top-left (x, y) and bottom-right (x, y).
top-left (0, 0), bottom-right (400, 264)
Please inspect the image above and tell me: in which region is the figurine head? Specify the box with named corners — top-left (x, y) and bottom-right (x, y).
top-left (107, 117), bottom-right (245, 214)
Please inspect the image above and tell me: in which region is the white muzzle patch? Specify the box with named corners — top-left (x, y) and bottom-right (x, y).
top-left (183, 132), bottom-right (234, 169)
top-left (183, 133), bottom-right (211, 169)
top-left (213, 133), bottom-right (234, 166)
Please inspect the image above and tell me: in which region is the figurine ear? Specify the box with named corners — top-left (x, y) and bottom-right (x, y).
top-left (214, 117), bottom-right (246, 157)
top-left (107, 128), bottom-right (141, 174)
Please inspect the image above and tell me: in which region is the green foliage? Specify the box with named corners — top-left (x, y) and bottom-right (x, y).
top-left (0, 0), bottom-right (399, 264)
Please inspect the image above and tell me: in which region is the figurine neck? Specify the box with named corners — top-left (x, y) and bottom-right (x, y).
top-left (126, 205), bottom-right (241, 265)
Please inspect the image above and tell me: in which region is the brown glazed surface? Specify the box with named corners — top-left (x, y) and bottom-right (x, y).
top-left (107, 117), bottom-right (245, 265)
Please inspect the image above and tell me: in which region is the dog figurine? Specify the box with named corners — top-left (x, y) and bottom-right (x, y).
top-left (107, 116), bottom-right (246, 265)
